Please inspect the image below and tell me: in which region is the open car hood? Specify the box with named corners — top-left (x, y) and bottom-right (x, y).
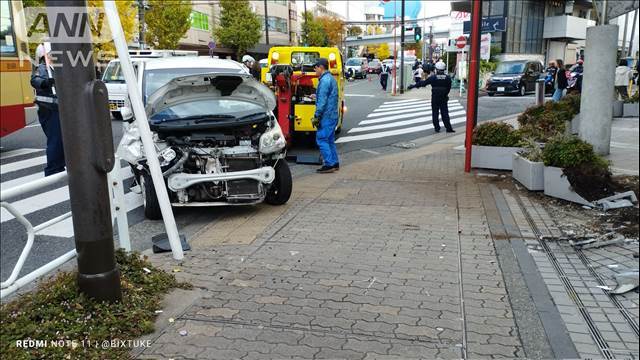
top-left (146, 73), bottom-right (276, 116)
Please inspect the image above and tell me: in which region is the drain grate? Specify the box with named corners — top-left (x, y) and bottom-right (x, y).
top-left (574, 249), bottom-right (640, 338)
top-left (514, 195), bottom-right (615, 360)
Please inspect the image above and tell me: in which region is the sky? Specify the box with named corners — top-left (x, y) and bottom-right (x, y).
top-left (327, 1), bottom-right (451, 21)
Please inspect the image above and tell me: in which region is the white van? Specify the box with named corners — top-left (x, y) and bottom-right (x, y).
top-left (102, 50), bottom-right (197, 119)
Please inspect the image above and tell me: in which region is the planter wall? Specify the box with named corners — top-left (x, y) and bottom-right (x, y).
top-left (543, 166), bottom-right (591, 206)
top-left (571, 114), bottom-right (580, 134)
top-left (512, 153), bottom-right (544, 191)
top-left (613, 100), bottom-right (623, 117)
top-left (623, 103), bottom-right (639, 117)
top-left (471, 145), bottom-right (521, 170)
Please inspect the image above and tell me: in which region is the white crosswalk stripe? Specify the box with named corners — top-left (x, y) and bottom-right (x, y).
top-left (0, 149), bottom-right (143, 238)
top-left (337, 99), bottom-right (466, 144)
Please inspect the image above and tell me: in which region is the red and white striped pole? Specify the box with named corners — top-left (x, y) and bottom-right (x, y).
top-left (464, 0), bottom-right (482, 173)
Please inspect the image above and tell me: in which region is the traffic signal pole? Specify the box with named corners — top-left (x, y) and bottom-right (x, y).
top-left (45, 0), bottom-right (121, 301)
top-left (464, 0), bottom-right (482, 173)
top-left (399, 0), bottom-right (405, 94)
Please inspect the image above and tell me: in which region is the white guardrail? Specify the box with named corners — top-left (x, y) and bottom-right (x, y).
top-left (0, 158), bottom-right (131, 299)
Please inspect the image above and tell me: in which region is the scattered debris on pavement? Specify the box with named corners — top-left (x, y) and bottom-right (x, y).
top-left (611, 271), bottom-right (640, 294)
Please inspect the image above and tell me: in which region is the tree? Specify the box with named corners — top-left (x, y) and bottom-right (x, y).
top-left (376, 43), bottom-right (390, 60)
top-left (214, 0), bottom-right (261, 58)
top-left (316, 16), bottom-right (344, 47)
top-left (301, 12), bottom-right (327, 47)
top-left (145, 0), bottom-right (191, 49)
top-left (88, 0), bottom-right (137, 58)
top-left (347, 26), bottom-right (362, 37)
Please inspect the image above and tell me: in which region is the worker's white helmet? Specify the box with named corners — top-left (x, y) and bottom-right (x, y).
top-left (435, 61), bottom-right (446, 71)
top-left (35, 42), bottom-right (52, 60)
top-left (242, 55), bottom-right (255, 63)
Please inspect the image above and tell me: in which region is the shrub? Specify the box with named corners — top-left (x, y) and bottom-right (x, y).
top-left (542, 135), bottom-right (608, 171)
top-left (517, 95), bottom-right (580, 141)
top-left (1, 250), bottom-right (191, 359)
top-left (472, 122), bottom-right (523, 147)
top-left (624, 92), bottom-right (639, 104)
top-left (519, 138), bottom-right (543, 162)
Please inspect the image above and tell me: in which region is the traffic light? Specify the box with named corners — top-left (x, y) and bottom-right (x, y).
top-left (414, 26), bottom-right (422, 42)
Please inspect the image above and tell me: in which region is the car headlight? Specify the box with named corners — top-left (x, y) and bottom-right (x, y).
top-left (259, 121), bottom-right (286, 154)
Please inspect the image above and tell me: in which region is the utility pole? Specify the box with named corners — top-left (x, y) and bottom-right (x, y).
top-left (138, 0), bottom-right (145, 49)
top-left (264, 0), bottom-right (269, 45)
top-left (45, 0), bottom-right (122, 301)
top-left (464, 0), bottom-right (482, 173)
top-left (400, 0), bottom-right (405, 94)
top-left (621, 12), bottom-right (629, 56)
top-left (428, 25), bottom-right (433, 61)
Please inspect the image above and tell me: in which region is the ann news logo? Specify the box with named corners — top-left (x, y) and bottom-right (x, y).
top-left (19, 6), bottom-right (112, 44)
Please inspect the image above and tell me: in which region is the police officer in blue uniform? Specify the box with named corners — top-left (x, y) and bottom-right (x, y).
top-left (409, 61), bottom-right (455, 133)
top-left (31, 43), bottom-right (65, 176)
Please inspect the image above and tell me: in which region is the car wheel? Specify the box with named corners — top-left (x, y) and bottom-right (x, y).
top-left (141, 173), bottom-right (163, 220)
top-left (488, 92), bottom-right (495, 97)
top-left (519, 84), bottom-right (526, 96)
top-left (265, 160), bottom-right (292, 205)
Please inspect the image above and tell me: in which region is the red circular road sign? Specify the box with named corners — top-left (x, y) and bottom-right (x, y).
top-left (456, 36), bottom-right (467, 49)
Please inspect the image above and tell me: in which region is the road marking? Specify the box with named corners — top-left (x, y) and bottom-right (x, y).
top-left (0, 148), bottom-right (43, 160)
top-left (1, 166), bottom-right (134, 223)
top-left (374, 103), bottom-right (431, 112)
top-left (381, 98), bottom-right (424, 105)
top-left (349, 111), bottom-right (466, 133)
top-left (360, 105), bottom-right (464, 125)
top-left (337, 117), bottom-right (467, 143)
top-left (378, 99), bottom-right (458, 109)
top-left (38, 190), bottom-right (143, 238)
top-left (1, 172), bottom-right (45, 192)
top-left (344, 94), bottom-right (376, 97)
top-left (369, 101), bottom-right (461, 117)
top-left (0, 155), bottom-right (47, 175)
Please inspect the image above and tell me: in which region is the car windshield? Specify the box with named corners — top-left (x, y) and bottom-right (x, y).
top-left (495, 62), bottom-right (526, 74)
top-left (143, 68), bottom-right (216, 102)
top-left (346, 58), bottom-right (362, 66)
top-left (102, 62), bottom-right (125, 83)
top-left (150, 99), bottom-right (264, 122)
top-left (291, 52), bottom-right (320, 71)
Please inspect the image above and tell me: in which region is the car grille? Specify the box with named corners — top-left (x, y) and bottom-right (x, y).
top-left (109, 99), bottom-right (125, 107)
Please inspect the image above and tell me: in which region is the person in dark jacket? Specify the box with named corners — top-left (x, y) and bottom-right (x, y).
top-left (408, 61), bottom-right (454, 133)
top-left (31, 42), bottom-right (65, 176)
top-left (380, 61), bottom-right (390, 91)
top-left (552, 59), bottom-right (567, 102)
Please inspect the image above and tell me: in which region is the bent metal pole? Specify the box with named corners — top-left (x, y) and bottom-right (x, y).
top-left (104, 0), bottom-right (184, 260)
top-left (45, 0), bottom-right (121, 301)
top-left (464, 0), bottom-right (482, 173)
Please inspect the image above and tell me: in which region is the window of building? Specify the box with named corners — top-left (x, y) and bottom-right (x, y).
top-left (272, 0), bottom-right (288, 6)
top-left (259, 16), bottom-right (288, 34)
top-left (290, 9), bottom-right (297, 20)
top-left (0, 1), bottom-right (16, 55)
top-left (190, 11), bottom-right (209, 31)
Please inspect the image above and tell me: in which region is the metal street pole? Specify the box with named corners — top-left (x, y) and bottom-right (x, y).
top-left (464, 0), bottom-right (482, 173)
top-left (621, 12), bottom-right (629, 56)
top-left (392, 0), bottom-right (397, 95)
top-left (138, 0), bottom-right (145, 49)
top-left (428, 25), bottom-right (433, 61)
top-left (400, 0), bottom-right (405, 94)
top-left (264, 0), bottom-right (269, 45)
top-left (45, 0), bottom-right (122, 301)
top-left (629, 10), bottom-right (638, 57)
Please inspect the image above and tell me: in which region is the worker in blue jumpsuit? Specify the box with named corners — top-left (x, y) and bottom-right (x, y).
top-left (408, 61), bottom-right (455, 133)
top-left (31, 43), bottom-right (65, 176)
top-left (311, 58), bottom-right (340, 173)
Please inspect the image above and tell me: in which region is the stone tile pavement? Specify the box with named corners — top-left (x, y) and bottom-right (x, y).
top-left (136, 136), bottom-right (637, 359)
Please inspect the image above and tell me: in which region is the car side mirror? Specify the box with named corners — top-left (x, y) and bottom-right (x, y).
top-left (120, 106), bottom-right (134, 122)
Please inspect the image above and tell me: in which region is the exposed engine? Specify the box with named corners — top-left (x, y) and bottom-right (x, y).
top-left (155, 123), bottom-right (273, 204)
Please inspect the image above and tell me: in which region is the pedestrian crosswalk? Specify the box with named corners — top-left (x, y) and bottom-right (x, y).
top-left (0, 149), bottom-right (143, 238)
top-left (336, 98), bottom-right (467, 144)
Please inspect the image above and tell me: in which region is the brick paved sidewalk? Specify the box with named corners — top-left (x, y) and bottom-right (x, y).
top-left (137, 139), bottom-right (530, 360)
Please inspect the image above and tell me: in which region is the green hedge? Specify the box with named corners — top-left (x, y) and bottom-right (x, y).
top-left (517, 94), bottom-right (581, 141)
top-left (542, 135), bottom-right (609, 171)
top-left (472, 122), bottom-right (524, 147)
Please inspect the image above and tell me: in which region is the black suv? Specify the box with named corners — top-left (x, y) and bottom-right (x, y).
top-left (486, 60), bottom-right (543, 96)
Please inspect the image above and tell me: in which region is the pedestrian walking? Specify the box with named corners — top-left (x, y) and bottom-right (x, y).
top-left (310, 58), bottom-right (340, 173)
top-left (413, 65), bottom-right (424, 84)
top-left (380, 61), bottom-right (389, 91)
top-left (615, 59), bottom-right (633, 100)
top-left (408, 61), bottom-right (455, 133)
top-left (552, 59), bottom-right (567, 102)
top-left (31, 42), bottom-right (65, 176)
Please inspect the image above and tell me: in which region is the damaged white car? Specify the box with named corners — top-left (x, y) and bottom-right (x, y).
top-left (119, 65), bottom-right (291, 220)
